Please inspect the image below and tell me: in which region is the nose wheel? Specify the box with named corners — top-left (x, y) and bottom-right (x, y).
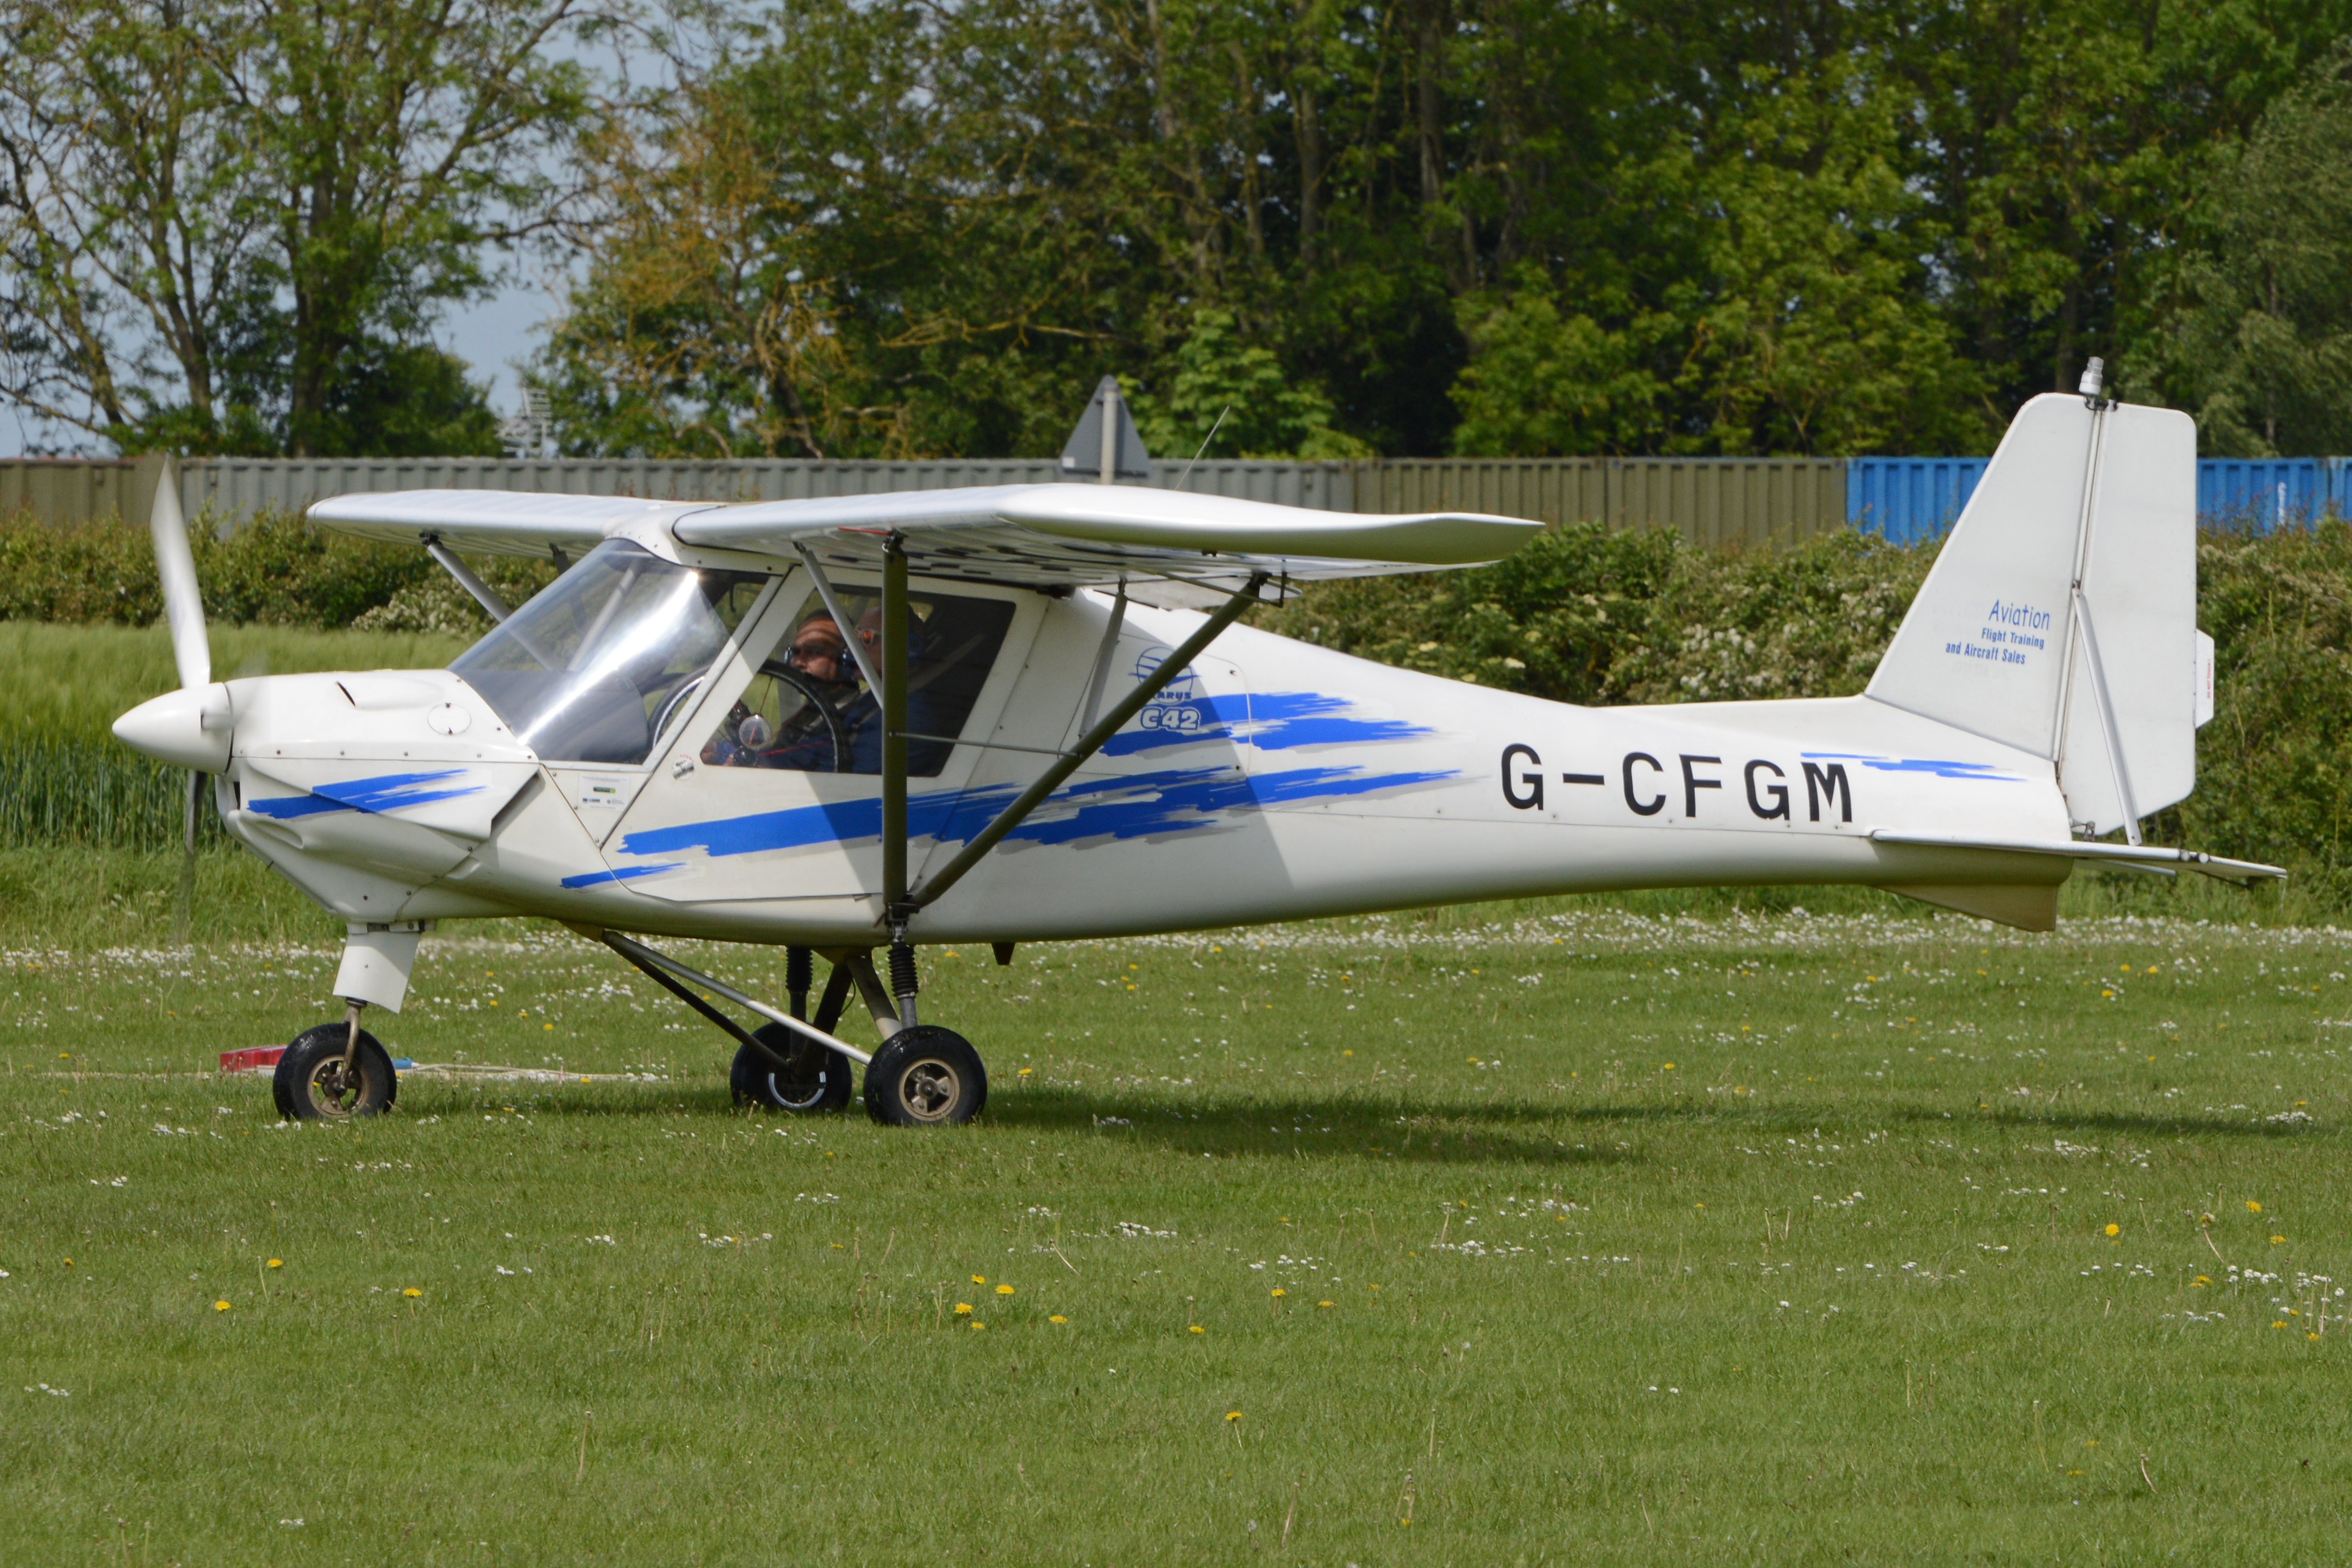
top-left (273, 1021), bottom-right (398, 1120)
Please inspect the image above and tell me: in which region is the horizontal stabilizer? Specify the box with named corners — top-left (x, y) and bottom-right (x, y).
top-left (1870, 829), bottom-right (2283, 885)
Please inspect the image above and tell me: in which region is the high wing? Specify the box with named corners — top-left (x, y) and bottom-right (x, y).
top-left (308, 483), bottom-right (1543, 587)
top-left (309, 491), bottom-right (708, 557)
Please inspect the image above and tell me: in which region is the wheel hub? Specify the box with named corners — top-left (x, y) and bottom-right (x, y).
top-left (307, 1059), bottom-right (361, 1116)
top-left (896, 1059), bottom-right (961, 1123)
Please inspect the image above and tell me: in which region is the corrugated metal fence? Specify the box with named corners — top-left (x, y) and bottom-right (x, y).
top-left (1850, 456), bottom-right (2352, 543)
top-left (7, 453), bottom-right (2349, 551)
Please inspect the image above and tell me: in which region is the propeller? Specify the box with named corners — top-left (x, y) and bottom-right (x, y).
top-left (111, 461), bottom-right (229, 772)
top-left (108, 462), bottom-right (222, 943)
top-left (150, 461), bottom-right (209, 689)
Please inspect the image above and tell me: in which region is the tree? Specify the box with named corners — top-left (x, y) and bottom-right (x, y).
top-left (0, 0), bottom-right (598, 456)
top-left (2134, 52), bottom-right (2352, 456)
top-left (538, 0), bottom-right (2352, 461)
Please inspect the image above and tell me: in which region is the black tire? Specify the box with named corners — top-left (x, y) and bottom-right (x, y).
top-left (863, 1025), bottom-right (986, 1127)
top-left (272, 1023), bottom-right (398, 1121)
top-left (730, 1023), bottom-right (853, 1113)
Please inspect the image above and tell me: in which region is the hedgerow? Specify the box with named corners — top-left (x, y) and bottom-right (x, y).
top-left (7, 508), bottom-right (2348, 904)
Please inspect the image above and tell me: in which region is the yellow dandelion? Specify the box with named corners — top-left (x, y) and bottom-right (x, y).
top-left (1661, 1062), bottom-right (1675, 1070)
top-left (213, 1300), bottom-right (230, 1311)
top-left (402, 1287), bottom-right (422, 1298)
top-left (954, 1302), bottom-right (973, 1315)
top-left (2272, 1234), bottom-right (2286, 1244)
top-left (1318, 1300), bottom-right (1335, 1308)
top-left (971, 1275), bottom-right (987, 1285)
top-left (2309, 1331), bottom-right (2322, 1342)
top-left (1017, 1068), bottom-right (1032, 1076)
top-left (996, 1284), bottom-right (1014, 1296)
top-left (970, 1320), bottom-right (985, 1330)
top-left (2193, 1276), bottom-right (2210, 1286)
top-left (2103, 1224), bottom-right (2120, 1237)
top-left (267, 1258), bottom-right (284, 1268)
top-left (1189, 1325), bottom-right (1205, 1334)
top-left (1225, 1410), bottom-right (1242, 1422)
top-left (2246, 1200), bottom-right (2262, 1213)
top-left (1271, 1288), bottom-right (1286, 1298)
top-left (1049, 1315), bottom-right (1068, 1324)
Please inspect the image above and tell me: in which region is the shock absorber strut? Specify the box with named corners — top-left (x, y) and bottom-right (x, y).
top-left (786, 946), bottom-right (813, 1021)
top-left (888, 936), bottom-right (919, 1027)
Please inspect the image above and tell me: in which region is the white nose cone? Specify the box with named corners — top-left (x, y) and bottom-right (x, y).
top-left (113, 684), bottom-right (232, 772)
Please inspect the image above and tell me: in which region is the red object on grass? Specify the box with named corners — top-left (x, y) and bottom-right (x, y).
top-left (219, 1047), bottom-right (285, 1074)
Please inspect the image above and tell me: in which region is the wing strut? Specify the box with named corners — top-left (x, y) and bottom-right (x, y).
top-left (881, 569), bottom-right (1271, 936)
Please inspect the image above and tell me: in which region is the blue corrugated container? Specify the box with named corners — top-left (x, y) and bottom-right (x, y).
top-left (2198, 459), bottom-right (2330, 531)
top-left (1846, 457), bottom-right (1990, 545)
top-left (2330, 457), bottom-right (2350, 518)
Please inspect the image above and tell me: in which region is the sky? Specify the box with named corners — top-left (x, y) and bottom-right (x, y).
top-left (0, 29), bottom-right (657, 460)
top-left (0, 277), bottom-right (561, 459)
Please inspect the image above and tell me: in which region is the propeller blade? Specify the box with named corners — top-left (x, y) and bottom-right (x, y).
top-left (148, 462), bottom-right (209, 689)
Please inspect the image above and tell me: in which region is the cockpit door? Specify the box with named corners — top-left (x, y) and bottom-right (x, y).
top-left (596, 572), bottom-right (1038, 906)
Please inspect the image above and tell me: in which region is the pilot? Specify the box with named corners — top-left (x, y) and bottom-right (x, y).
top-left (702, 615), bottom-right (860, 769)
top-left (702, 607), bottom-right (948, 774)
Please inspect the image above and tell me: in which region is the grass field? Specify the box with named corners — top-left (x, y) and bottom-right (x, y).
top-left (0, 622), bottom-right (477, 852)
top-left (3, 898), bottom-right (2346, 1565)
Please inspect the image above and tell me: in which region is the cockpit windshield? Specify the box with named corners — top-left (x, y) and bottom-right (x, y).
top-left (450, 541), bottom-right (767, 765)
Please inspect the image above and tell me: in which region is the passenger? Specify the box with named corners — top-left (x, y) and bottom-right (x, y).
top-left (833, 606), bottom-right (948, 773)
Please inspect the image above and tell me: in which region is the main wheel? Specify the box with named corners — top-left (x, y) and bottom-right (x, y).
top-left (272, 1022), bottom-right (398, 1121)
top-left (730, 1023), bottom-right (853, 1113)
top-left (863, 1025), bottom-right (986, 1127)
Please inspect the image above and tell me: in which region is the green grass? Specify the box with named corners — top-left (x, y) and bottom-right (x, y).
top-left (0, 622), bottom-right (475, 850)
top-left (2, 904), bottom-right (2346, 1563)
top-left (0, 621), bottom-right (476, 742)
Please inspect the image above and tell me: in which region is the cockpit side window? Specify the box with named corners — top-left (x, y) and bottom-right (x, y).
top-left (451, 541), bottom-right (767, 765)
top-left (700, 583), bottom-right (1015, 778)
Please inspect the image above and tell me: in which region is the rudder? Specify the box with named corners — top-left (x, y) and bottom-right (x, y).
top-left (1865, 391), bottom-right (2200, 839)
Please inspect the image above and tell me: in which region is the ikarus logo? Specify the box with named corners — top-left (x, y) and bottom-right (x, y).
top-left (1133, 646), bottom-right (1205, 736)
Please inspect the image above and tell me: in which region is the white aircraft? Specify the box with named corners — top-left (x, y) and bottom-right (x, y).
top-left (113, 380), bottom-right (2280, 1125)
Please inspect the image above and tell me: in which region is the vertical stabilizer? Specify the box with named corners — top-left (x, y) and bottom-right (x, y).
top-left (1865, 393), bottom-right (2198, 837)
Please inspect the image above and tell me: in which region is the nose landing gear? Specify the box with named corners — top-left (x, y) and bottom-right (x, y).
top-left (273, 1011), bottom-right (398, 1120)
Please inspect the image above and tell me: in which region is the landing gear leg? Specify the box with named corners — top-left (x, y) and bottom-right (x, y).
top-left (855, 940), bottom-right (985, 1126)
top-left (600, 931), bottom-right (871, 1114)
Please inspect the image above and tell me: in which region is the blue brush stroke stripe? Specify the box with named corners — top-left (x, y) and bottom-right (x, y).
top-left (561, 863), bottom-right (683, 888)
top-left (616, 765), bottom-right (1458, 862)
top-left (247, 768), bottom-right (484, 819)
top-left (1243, 692), bottom-right (1436, 751)
top-left (1801, 751), bottom-right (2022, 782)
top-left (249, 793), bottom-right (348, 820)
